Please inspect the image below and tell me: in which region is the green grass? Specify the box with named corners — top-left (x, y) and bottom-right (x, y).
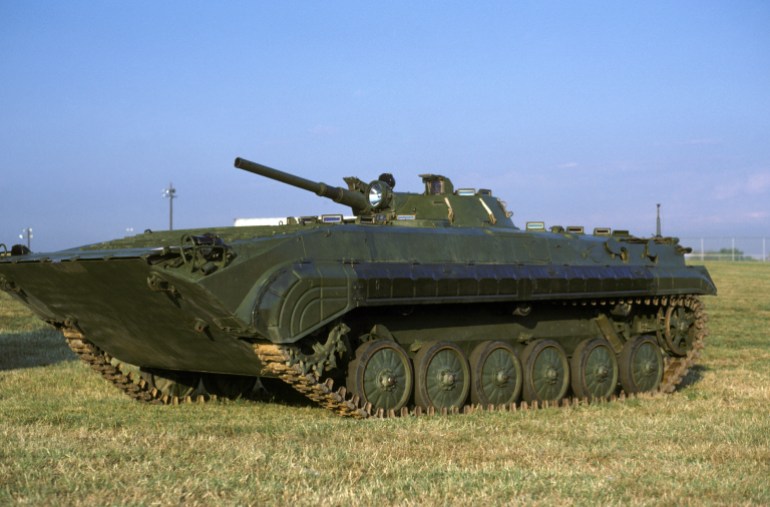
top-left (1, 262), bottom-right (769, 505)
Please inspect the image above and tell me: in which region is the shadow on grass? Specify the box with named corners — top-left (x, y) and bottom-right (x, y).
top-left (0, 329), bottom-right (75, 371)
top-left (0, 328), bottom-right (315, 409)
top-left (677, 364), bottom-right (707, 390)
top-left (258, 377), bottom-right (315, 408)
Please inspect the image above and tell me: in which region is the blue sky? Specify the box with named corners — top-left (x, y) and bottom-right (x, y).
top-left (1, 1), bottom-right (769, 251)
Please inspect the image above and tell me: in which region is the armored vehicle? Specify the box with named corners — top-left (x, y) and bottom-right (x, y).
top-left (0, 157), bottom-right (715, 417)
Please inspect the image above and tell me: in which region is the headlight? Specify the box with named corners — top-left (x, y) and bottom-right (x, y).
top-left (368, 182), bottom-right (384, 208)
top-left (366, 180), bottom-right (393, 210)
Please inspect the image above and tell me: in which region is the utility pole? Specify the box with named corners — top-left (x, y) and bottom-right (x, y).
top-left (656, 204), bottom-right (661, 237)
top-left (162, 183), bottom-right (177, 231)
top-left (19, 227), bottom-right (33, 250)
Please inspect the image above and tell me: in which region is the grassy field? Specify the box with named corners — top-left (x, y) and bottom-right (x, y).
top-left (1, 262), bottom-right (769, 505)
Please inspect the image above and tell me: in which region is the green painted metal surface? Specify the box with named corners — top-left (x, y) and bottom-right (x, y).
top-left (0, 157), bottom-right (716, 398)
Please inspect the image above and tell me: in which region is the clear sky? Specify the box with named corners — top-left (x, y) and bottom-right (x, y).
top-left (1, 1), bottom-right (769, 251)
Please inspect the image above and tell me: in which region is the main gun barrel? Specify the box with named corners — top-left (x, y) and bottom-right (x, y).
top-left (234, 157), bottom-right (369, 213)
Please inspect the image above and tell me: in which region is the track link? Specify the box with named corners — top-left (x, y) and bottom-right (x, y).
top-left (62, 295), bottom-right (707, 417)
top-left (254, 295), bottom-right (708, 418)
top-left (63, 328), bottom-right (214, 405)
top-left (659, 296), bottom-right (708, 393)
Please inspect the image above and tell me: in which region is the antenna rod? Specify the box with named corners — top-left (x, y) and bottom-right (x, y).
top-left (656, 203), bottom-right (661, 237)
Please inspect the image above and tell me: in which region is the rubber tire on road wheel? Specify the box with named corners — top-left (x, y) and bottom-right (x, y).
top-left (570, 338), bottom-right (618, 400)
top-left (469, 341), bottom-right (522, 406)
top-left (521, 339), bottom-right (570, 403)
top-left (347, 340), bottom-right (413, 412)
top-left (414, 341), bottom-right (470, 410)
top-left (618, 335), bottom-right (663, 394)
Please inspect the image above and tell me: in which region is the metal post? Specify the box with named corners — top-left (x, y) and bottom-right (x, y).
top-left (19, 228), bottom-right (32, 250)
top-left (163, 183), bottom-right (177, 231)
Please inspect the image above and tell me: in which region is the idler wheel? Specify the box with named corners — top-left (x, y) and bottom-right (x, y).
top-left (469, 341), bottom-right (522, 406)
top-left (521, 339), bottom-right (570, 403)
top-left (414, 341), bottom-right (470, 410)
top-left (618, 335), bottom-right (663, 394)
top-left (347, 340), bottom-right (413, 412)
top-left (570, 338), bottom-right (619, 400)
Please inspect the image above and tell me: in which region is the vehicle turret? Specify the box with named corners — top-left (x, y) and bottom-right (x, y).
top-left (234, 157), bottom-right (514, 227)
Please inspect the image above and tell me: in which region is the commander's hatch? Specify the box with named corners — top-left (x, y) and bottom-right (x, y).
top-left (420, 174), bottom-right (454, 196)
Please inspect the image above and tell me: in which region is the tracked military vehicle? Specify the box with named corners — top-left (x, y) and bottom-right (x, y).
top-left (0, 157), bottom-right (715, 417)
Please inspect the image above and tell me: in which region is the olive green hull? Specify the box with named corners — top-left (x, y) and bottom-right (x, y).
top-left (0, 225), bottom-right (715, 377)
top-left (0, 257), bottom-right (265, 375)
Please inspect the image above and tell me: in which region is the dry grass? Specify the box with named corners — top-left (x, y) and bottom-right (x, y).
top-left (1, 262), bottom-right (769, 505)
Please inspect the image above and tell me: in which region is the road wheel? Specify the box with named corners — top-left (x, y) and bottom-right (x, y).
top-left (469, 341), bottom-right (522, 406)
top-left (521, 339), bottom-right (569, 403)
top-left (619, 335), bottom-right (663, 394)
top-left (414, 341), bottom-right (470, 410)
top-left (347, 340), bottom-right (413, 412)
top-left (570, 338), bottom-right (618, 400)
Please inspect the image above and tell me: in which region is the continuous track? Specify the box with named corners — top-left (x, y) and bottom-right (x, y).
top-left (63, 295), bottom-right (707, 418)
top-left (63, 328), bottom-right (217, 405)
